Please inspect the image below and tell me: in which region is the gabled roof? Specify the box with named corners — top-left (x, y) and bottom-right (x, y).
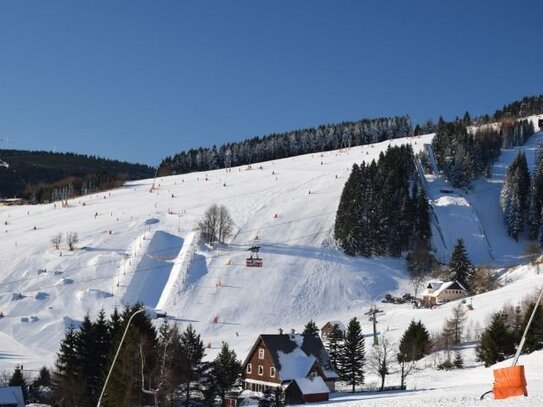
top-left (288, 376), bottom-right (330, 395)
top-left (426, 281), bottom-right (443, 290)
top-left (244, 334), bottom-right (338, 380)
top-left (422, 280), bottom-right (467, 297)
top-left (321, 320), bottom-right (346, 332)
top-left (0, 386), bottom-right (24, 406)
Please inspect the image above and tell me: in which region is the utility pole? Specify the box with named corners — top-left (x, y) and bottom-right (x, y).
top-left (365, 305), bottom-right (384, 346)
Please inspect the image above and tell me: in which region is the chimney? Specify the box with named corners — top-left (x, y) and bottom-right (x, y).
top-left (278, 328), bottom-right (283, 335)
top-left (291, 328), bottom-right (295, 334)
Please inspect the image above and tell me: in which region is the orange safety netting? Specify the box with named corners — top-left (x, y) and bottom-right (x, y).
top-left (493, 365), bottom-right (528, 400)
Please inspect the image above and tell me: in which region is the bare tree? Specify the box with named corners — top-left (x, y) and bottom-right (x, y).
top-left (524, 241), bottom-right (540, 265)
top-left (197, 204), bottom-right (219, 245)
top-left (51, 233), bottom-right (63, 250)
top-left (197, 204), bottom-right (234, 246)
top-left (216, 205), bottom-right (233, 244)
top-left (407, 244), bottom-right (434, 298)
top-left (368, 336), bottom-right (395, 391)
top-left (471, 265), bottom-right (501, 293)
top-left (410, 269), bottom-right (426, 299)
top-left (397, 353), bottom-right (416, 390)
top-left (440, 304), bottom-right (466, 360)
top-left (67, 232), bottom-right (78, 251)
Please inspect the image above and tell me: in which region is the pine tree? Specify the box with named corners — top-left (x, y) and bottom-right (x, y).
top-left (103, 305), bottom-right (158, 407)
top-left (398, 320), bottom-right (431, 362)
top-left (520, 302), bottom-right (543, 353)
top-left (414, 189), bottom-right (431, 244)
top-left (29, 366), bottom-right (52, 404)
top-left (334, 164), bottom-right (362, 256)
top-left (303, 320), bottom-right (319, 336)
top-left (9, 365), bottom-right (28, 403)
top-left (326, 324), bottom-right (344, 373)
top-left (180, 324), bottom-right (206, 406)
top-left (453, 352), bottom-right (464, 369)
top-left (339, 317), bottom-right (365, 392)
top-left (448, 238), bottom-right (474, 290)
top-left (53, 325), bottom-right (84, 405)
top-left (476, 311), bottom-right (515, 367)
top-left (211, 342), bottom-right (241, 405)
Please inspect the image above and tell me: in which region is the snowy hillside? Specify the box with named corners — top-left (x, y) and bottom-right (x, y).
top-left (1, 125), bottom-right (543, 405)
top-left (0, 134), bottom-right (431, 372)
top-left (425, 114), bottom-right (543, 265)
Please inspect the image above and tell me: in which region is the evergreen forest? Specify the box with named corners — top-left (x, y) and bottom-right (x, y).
top-left (158, 116), bottom-right (412, 175)
top-left (0, 149), bottom-right (154, 203)
top-left (334, 145), bottom-right (430, 257)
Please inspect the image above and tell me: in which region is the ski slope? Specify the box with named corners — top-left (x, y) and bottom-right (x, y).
top-left (0, 135), bottom-right (432, 372)
top-left (1, 126), bottom-right (543, 406)
top-left (424, 114), bottom-right (543, 265)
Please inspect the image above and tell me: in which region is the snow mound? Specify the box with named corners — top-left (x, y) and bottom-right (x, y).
top-left (433, 196), bottom-right (469, 207)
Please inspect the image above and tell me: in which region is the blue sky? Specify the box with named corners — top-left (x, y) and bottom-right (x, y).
top-left (0, 1), bottom-right (542, 166)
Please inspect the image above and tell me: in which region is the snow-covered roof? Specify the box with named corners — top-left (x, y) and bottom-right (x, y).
top-left (0, 386), bottom-right (24, 406)
top-left (248, 334), bottom-right (339, 381)
top-left (422, 280), bottom-right (467, 297)
top-left (292, 376), bottom-right (330, 395)
top-left (277, 348), bottom-right (316, 380)
top-left (426, 281), bottom-right (443, 290)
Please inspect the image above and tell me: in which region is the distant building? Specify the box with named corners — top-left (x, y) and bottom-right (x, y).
top-left (0, 198), bottom-right (24, 206)
top-left (421, 280), bottom-right (468, 307)
top-left (0, 386), bottom-right (25, 407)
top-left (241, 333), bottom-right (338, 404)
top-left (320, 321), bottom-right (346, 341)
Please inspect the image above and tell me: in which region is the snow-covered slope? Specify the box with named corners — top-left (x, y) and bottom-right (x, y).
top-left (2, 126), bottom-right (543, 405)
top-left (0, 135), bottom-right (432, 372)
top-left (425, 114), bottom-right (543, 265)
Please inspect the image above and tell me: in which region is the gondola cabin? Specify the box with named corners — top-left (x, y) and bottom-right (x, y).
top-left (246, 246), bottom-right (263, 267)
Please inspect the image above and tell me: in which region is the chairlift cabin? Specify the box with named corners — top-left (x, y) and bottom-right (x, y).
top-left (246, 246), bottom-right (263, 267)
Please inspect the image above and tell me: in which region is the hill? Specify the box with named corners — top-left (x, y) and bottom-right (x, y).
top-left (0, 149), bottom-right (154, 202)
top-left (1, 126), bottom-right (543, 405)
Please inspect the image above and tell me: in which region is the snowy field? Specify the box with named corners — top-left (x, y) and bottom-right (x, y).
top-left (1, 118), bottom-right (543, 405)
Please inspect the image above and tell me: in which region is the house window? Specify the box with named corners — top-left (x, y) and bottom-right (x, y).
top-left (270, 367), bottom-right (276, 377)
top-left (247, 363), bottom-right (252, 374)
top-left (258, 348), bottom-right (265, 359)
top-left (258, 365), bottom-right (264, 376)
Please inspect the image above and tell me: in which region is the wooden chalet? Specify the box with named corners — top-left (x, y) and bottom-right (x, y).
top-left (421, 280), bottom-right (468, 307)
top-left (241, 333), bottom-right (338, 404)
top-left (320, 320), bottom-right (346, 341)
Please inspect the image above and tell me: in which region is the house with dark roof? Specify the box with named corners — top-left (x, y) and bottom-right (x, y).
top-left (421, 280), bottom-right (468, 307)
top-left (241, 333), bottom-right (338, 404)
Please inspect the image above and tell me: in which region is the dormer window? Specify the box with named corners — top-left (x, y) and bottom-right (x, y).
top-left (247, 363), bottom-right (252, 374)
top-left (258, 348), bottom-right (265, 359)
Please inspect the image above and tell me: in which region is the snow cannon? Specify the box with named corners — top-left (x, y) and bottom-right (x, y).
top-left (492, 365), bottom-right (527, 400)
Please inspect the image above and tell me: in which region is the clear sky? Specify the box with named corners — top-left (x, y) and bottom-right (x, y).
top-left (0, 1), bottom-right (542, 166)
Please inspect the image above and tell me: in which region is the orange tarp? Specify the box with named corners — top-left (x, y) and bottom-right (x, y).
top-left (493, 365), bottom-right (528, 400)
